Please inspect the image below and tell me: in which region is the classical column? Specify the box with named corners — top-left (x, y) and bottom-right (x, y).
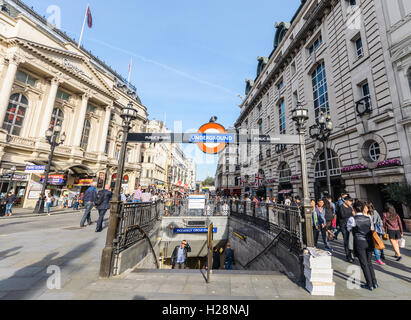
top-left (73, 93), bottom-right (89, 147)
top-left (99, 105), bottom-right (112, 153)
top-left (0, 56), bottom-right (20, 127)
top-left (40, 77), bottom-right (61, 136)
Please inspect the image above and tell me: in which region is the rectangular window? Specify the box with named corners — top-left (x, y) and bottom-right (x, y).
top-left (362, 83), bottom-right (369, 97)
top-left (277, 80), bottom-right (284, 90)
top-left (87, 104), bottom-right (96, 113)
top-left (309, 35), bottom-right (323, 54)
top-left (16, 71), bottom-right (37, 86)
top-left (291, 61), bottom-right (296, 76)
top-left (311, 62), bottom-right (330, 120)
top-left (355, 37), bottom-right (364, 58)
top-left (56, 89), bottom-right (70, 101)
top-left (141, 153), bottom-right (144, 162)
top-left (350, 0), bottom-right (356, 5)
top-left (105, 140), bottom-right (110, 154)
top-left (278, 100), bottom-right (286, 134)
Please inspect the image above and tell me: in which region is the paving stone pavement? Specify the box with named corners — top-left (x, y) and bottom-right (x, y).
top-left (0, 212), bottom-right (410, 300)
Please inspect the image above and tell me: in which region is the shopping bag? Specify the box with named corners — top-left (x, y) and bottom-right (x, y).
top-left (399, 238), bottom-right (405, 248)
top-left (372, 231), bottom-right (385, 250)
top-left (382, 233), bottom-right (389, 241)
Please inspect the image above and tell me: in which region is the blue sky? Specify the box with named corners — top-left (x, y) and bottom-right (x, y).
top-left (23, 0), bottom-right (300, 181)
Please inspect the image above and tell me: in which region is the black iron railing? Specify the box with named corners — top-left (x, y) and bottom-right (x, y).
top-left (114, 200), bottom-right (164, 254)
top-left (230, 200), bottom-right (304, 254)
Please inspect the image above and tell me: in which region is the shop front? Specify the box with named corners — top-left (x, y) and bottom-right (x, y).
top-left (0, 172), bottom-right (29, 207)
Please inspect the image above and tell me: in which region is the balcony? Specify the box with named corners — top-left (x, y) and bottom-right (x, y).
top-left (275, 144), bottom-right (287, 154)
top-left (356, 96), bottom-right (372, 116)
top-left (314, 168), bottom-right (342, 179)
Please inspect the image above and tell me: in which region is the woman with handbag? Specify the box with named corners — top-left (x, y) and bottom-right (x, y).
top-left (366, 201), bottom-right (385, 265)
top-left (347, 200), bottom-right (378, 291)
top-left (383, 204), bottom-right (403, 262)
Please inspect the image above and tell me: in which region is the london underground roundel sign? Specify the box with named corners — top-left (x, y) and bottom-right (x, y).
top-left (197, 122), bottom-right (228, 154)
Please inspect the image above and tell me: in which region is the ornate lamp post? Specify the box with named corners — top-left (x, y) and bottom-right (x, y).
top-left (33, 124), bottom-right (66, 213)
top-left (6, 165), bottom-right (17, 195)
top-left (100, 102), bottom-right (137, 278)
top-left (309, 111), bottom-right (333, 197)
top-left (292, 101), bottom-right (314, 248)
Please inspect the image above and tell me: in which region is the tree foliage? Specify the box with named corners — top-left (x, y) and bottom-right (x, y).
top-left (383, 183), bottom-right (411, 208)
top-left (202, 177), bottom-right (215, 186)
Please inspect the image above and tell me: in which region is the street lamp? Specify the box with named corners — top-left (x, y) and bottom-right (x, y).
top-left (33, 124), bottom-right (66, 213)
top-left (292, 100), bottom-right (314, 248)
top-left (6, 165), bottom-right (17, 195)
top-left (100, 101), bottom-right (137, 278)
top-left (309, 111), bottom-right (333, 197)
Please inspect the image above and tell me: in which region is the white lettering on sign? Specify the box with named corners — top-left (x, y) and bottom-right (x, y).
top-left (62, 58), bottom-right (93, 81)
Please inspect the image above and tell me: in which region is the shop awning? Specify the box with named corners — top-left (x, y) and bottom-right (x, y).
top-left (63, 165), bottom-right (95, 177)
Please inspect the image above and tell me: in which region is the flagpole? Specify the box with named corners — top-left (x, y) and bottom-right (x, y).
top-left (127, 58), bottom-right (133, 89)
top-left (78, 4), bottom-right (89, 48)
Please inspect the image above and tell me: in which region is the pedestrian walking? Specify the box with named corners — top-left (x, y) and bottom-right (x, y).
top-left (212, 247), bottom-right (221, 270)
top-left (347, 200), bottom-right (378, 291)
top-left (171, 240), bottom-right (191, 269)
top-left (141, 189), bottom-right (152, 203)
top-left (336, 195), bottom-right (355, 262)
top-left (95, 184), bottom-right (112, 232)
top-left (80, 182), bottom-right (97, 228)
top-left (366, 201), bottom-right (385, 265)
top-left (224, 243), bottom-right (235, 270)
top-left (45, 191), bottom-right (53, 215)
top-left (314, 199), bottom-right (332, 251)
top-left (73, 194), bottom-right (80, 211)
top-left (4, 191), bottom-right (17, 217)
top-left (383, 203), bottom-right (404, 262)
top-left (133, 185), bottom-right (142, 203)
top-left (324, 198), bottom-right (335, 242)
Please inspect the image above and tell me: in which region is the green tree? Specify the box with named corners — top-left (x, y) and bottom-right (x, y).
top-left (383, 183), bottom-right (411, 208)
top-left (202, 177), bottom-right (215, 187)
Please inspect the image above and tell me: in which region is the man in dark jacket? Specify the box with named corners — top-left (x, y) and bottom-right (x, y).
top-left (80, 182), bottom-right (97, 227)
top-left (336, 195), bottom-right (355, 262)
top-left (95, 184), bottom-right (112, 232)
top-left (171, 240), bottom-right (191, 269)
top-left (4, 192), bottom-right (17, 216)
top-left (224, 243), bottom-right (235, 270)
top-left (212, 247), bottom-right (221, 269)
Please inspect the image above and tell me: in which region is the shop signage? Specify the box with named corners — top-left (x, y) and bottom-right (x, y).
top-left (74, 178), bottom-right (94, 186)
top-left (40, 174), bottom-right (67, 185)
top-left (25, 165), bottom-right (45, 173)
top-left (0, 174), bottom-right (28, 181)
top-left (174, 228), bottom-right (217, 234)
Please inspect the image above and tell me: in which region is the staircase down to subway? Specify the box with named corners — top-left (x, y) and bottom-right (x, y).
top-left (107, 198), bottom-right (328, 293)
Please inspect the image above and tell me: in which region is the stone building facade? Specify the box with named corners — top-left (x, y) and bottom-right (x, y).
top-left (0, 0), bottom-right (147, 207)
top-left (234, 0), bottom-right (410, 216)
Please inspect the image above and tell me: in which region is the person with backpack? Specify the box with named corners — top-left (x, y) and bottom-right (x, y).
top-left (95, 184), bottom-right (112, 232)
top-left (80, 182), bottom-right (97, 228)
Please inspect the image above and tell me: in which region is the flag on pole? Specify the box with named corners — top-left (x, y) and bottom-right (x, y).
top-left (78, 4), bottom-right (92, 48)
top-left (86, 5), bottom-right (93, 28)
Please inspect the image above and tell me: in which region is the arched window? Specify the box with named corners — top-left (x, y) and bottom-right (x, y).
top-left (315, 149), bottom-right (342, 178)
top-left (2, 93), bottom-right (28, 136)
top-left (80, 119), bottom-right (91, 150)
top-left (50, 108), bottom-right (64, 132)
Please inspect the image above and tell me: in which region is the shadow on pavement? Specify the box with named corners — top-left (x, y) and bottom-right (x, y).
top-left (0, 246), bottom-right (23, 259)
top-left (0, 240), bottom-right (97, 300)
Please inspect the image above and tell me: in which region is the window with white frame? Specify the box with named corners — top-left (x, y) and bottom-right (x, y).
top-left (80, 119), bottom-right (91, 150)
top-left (49, 108), bottom-right (64, 132)
top-left (311, 62), bottom-right (330, 121)
top-left (278, 100), bottom-right (286, 134)
top-left (309, 35), bottom-right (323, 55)
top-left (16, 70), bottom-right (37, 86)
top-left (2, 93), bottom-right (28, 136)
top-left (355, 37), bottom-right (364, 59)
